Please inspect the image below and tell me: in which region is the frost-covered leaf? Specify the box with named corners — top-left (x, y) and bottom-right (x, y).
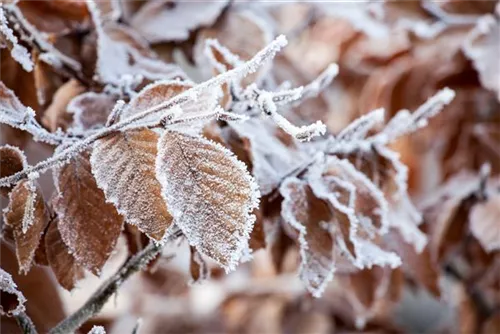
top-left (67, 91), bottom-right (117, 130)
top-left (312, 155), bottom-right (390, 234)
top-left (91, 129), bottom-right (173, 240)
top-left (41, 79), bottom-right (85, 132)
top-left (45, 217), bottom-right (85, 291)
top-left (0, 80), bottom-right (29, 125)
top-left (87, 1), bottom-right (186, 86)
top-left (119, 80), bottom-right (191, 124)
top-left (119, 79), bottom-right (221, 131)
top-left (156, 131), bottom-right (259, 271)
top-left (463, 15), bottom-right (500, 101)
top-left (469, 194), bottom-right (500, 252)
top-left (53, 150), bottom-right (123, 275)
top-left (3, 180), bottom-right (48, 274)
top-left (279, 177), bottom-right (338, 297)
top-left (0, 144), bottom-right (27, 197)
top-left (306, 157), bottom-right (402, 270)
top-left (0, 267), bottom-right (26, 316)
top-left (131, 0), bottom-right (229, 43)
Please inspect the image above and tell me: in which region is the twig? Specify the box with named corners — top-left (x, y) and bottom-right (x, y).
top-left (14, 311), bottom-right (37, 334)
top-left (0, 35), bottom-right (288, 188)
top-left (48, 230), bottom-right (181, 334)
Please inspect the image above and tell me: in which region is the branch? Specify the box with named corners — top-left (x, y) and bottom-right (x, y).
top-left (0, 35), bottom-right (288, 188)
top-left (14, 311), bottom-right (37, 334)
top-left (48, 229), bottom-right (181, 334)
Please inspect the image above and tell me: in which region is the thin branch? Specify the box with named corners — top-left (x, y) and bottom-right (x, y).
top-left (48, 229), bottom-right (182, 334)
top-left (0, 35), bottom-right (288, 188)
top-left (14, 311), bottom-right (37, 334)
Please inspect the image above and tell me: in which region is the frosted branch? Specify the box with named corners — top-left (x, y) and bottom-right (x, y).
top-left (374, 87), bottom-right (455, 144)
top-left (0, 6), bottom-right (34, 72)
top-left (299, 63), bottom-right (339, 102)
top-left (0, 36), bottom-right (288, 187)
top-left (48, 229), bottom-right (181, 334)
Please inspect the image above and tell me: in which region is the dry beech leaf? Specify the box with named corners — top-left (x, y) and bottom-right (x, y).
top-left (17, 0), bottom-right (90, 35)
top-left (156, 130), bottom-right (259, 271)
top-left (119, 80), bottom-right (190, 123)
top-left (91, 129), bottom-right (173, 240)
top-left (41, 79), bottom-right (86, 132)
top-left (45, 217), bottom-right (85, 291)
top-left (119, 79), bottom-right (219, 132)
top-left (280, 177), bottom-right (339, 297)
top-left (0, 144), bottom-right (27, 197)
top-left (53, 151), bottom-right (123, 275)
top-left (67, 92), bottom-right (116, 130)
top-left (0, 267), bottom-right (26, 316)
top-left (469, 194), bottom-right (500, 252)
top-left (3, 180), bottom-right (48, 274)
top-left (88, 3), bottom-right (186, 86)
top-left (131, 0), bottom-right (229, 43)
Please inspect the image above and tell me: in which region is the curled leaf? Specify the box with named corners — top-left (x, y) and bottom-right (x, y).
top-left (156, 130), bottom-right (260, 271)
top-left (280, 177), bottom-right (338, 297)
top-left (3, 180), bottom-right (48, 274)
top-left (0, 268), bottom-right (26, 316)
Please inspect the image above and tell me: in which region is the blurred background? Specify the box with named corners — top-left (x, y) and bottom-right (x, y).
top-left (1, 1), bottom-right (499, 333)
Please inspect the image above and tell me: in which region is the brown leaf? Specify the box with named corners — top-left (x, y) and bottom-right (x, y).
top-left (3, 180), bottom-right (49, 274)
top-left (53, 151), bottom-right (123, 275)
top-left (119, 80), bottom-right (190, 123)
top-left (17, 0), bottom-right (90, 35)
top-left (0, 145), bottom-right (27, 197)
top-left (280, 177), bottom-right (338, 297)
top-left (91, 129), bottom-right (173, 240)
top-left (469, 194), bottom-right (500, 252)
top-left (0, 267), bottom-right (26, 316)
top-left (41, 79), bottom-right (86, 132)
top-left (45, 217), bottom-right (85, 290)
top-left (156, 131), bottom-right (259, 271)
top-left (1, 50), bottom-right (40, 113)
top-left (68, 92), bottom-right (116, 130)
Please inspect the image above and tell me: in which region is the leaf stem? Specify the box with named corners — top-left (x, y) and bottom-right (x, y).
top-left (48, 230), bottom-right (181, 334)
